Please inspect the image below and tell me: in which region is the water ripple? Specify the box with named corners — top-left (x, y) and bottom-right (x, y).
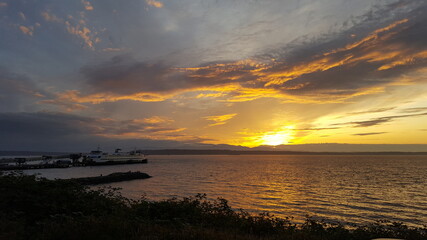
top-left (25, 154), bottom-right (427, 227)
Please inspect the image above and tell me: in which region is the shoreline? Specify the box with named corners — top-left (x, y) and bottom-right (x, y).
top-left (66, 171), bottom-right (151, 185)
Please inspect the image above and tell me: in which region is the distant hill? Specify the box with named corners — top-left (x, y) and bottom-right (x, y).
top-left (2, 145), bottom-right (427, 156)
top-left (138, 149), bottom-right (427, 155)
top-left (252, 144), bottom-right (427, 152)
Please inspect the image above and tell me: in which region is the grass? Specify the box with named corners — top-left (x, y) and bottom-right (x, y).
top-left (0, 172), bottom-right (425, 240)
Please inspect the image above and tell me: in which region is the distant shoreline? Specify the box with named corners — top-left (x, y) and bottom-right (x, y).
top-left (140, 149), bottom-right (427, 155)
top-left (2, 149), bottom-right (427, 156)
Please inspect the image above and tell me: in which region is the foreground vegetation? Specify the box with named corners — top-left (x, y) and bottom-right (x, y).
top-left (0, 173), bottom-right (425, 240)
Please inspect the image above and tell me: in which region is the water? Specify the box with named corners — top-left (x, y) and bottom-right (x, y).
top-left (21, 155), bottom-right (427, 227)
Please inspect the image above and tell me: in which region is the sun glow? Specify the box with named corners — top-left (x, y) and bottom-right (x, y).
top-left (260, 129), bottom-right (293, 146)
top-left (237, 126), bottom-right (295, 147)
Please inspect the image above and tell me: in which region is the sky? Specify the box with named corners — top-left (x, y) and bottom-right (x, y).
top-left (1, 0), bottom-right (427, 152)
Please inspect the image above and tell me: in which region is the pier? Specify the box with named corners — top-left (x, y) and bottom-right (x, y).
top-left (0, 154), bottom-right (148, 171)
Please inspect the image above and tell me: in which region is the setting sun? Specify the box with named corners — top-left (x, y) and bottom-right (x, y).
top-left (260, 127), bottom-right (294, 146)
top-left (261, 132), bottom-right (291, 146)
top-left (237, 126), bottom-right (295, 147)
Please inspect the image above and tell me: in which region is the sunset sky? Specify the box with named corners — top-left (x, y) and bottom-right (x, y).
top-left (1, 0), bottom-right (427, 152)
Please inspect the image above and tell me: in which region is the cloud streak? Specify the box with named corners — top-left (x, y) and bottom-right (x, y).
top-left (341, 112), bottom-right (427, 128)
top-left (353, 132), bottom-right (387, 136)
top-left (204, 113), bottom-right (237, 127)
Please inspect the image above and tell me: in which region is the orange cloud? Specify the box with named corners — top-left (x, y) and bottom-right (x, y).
top-left (327, 19), bottom-right (409, 55)
top-left (91, 116), bottom-right (196, 142)
top-left (65, 21), bottom-right (95, 49)
top-left (196, 92), bottom-right (225, 99)
top-left (41, 10), bottom-right (98, 50)
top-left (19, 26), bottom-right (33, 36)
top-left (41, 90), bottom-right (172, 111)
top-left (0, 2), bottom-right (7, 7)
top-left (378, 50), bottom-right (427, 71)
top-left (81, 0), bottom-right (94, 11)
top-left (145, 0), bottom-right (163, 8)
top-left (225, 87), bottom-right (285, 102)
top-left (170, 19), bottom-right (418, 102)
top-left (38, 90), bottom-right (87, 111)
top-left (204, 113), bottom-right (237, 126)
top-left (142, 116), bottom-right (173, 124)
top-left (262, 55), bottom-right (353, 87)
top-left (102, 130), bottom-right (198, 142)
top-left (261, 19), bottom-right (411, 87)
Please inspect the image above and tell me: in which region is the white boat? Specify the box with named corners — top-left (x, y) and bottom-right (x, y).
top-left (85, 148), bottom-right (148, 165)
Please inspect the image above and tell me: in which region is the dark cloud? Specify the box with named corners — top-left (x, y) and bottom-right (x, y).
top-left (0, 112), bottom-right (211, 151)
top-left (269, 13), bottom-right (427, 97)
top-left (244, 0), bottom-right (427, 99)
top-left (80, 55), bottom-right (258, 96)
top-left (81, 55), bottom-right (188, 95)
top-left (353, 132), bottom-right (387, 136)
top-left (0, 67), bottom-right (47, 111)
top-left (400, 107), bottom-right (427, 113)
top-left (258, 1), bottom-right (427, 100)
top-left (0, 112), bottom-right (96, 137)
top-left (350, 117), bottom-right (393, 128)
top-left (0, 111), bottom-right (190, 137)
top-left (340, 112), bottom-right (427, 128)
top-left (267, 0), bottom-right (422, 63)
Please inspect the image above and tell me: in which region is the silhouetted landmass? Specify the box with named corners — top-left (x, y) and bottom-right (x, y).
top-left (66, 171), bottom-right (151, 185)
top-left (0, 173), bottom-right (425, 240)
top-left (0, 151), bottom-right (69, 156)
top-left (138, 149), bottom-right (427, 155)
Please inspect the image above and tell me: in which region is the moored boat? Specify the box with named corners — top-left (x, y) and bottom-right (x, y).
top-left (84, 148), bottom-right (148, 166)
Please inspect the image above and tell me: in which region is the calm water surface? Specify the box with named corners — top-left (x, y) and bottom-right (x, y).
top-left (23, 155), bottom-right (427, 227)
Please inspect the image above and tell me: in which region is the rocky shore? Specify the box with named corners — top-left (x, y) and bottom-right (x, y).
top-left (68, 171), bottom-right (151, 185)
